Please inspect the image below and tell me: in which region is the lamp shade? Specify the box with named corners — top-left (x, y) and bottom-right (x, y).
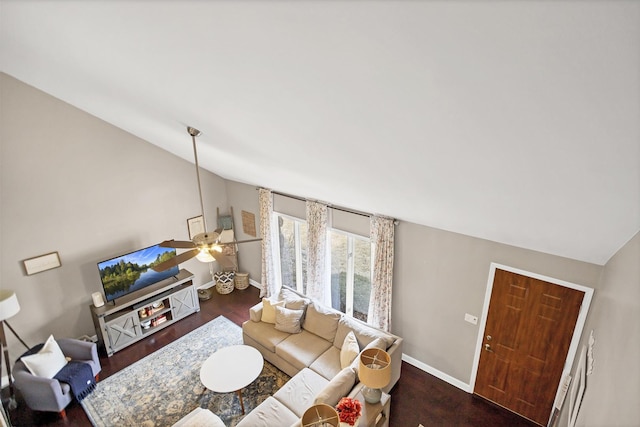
top-left (359, 348), bottom-right (391, 389)
top-left (0, 290), bottom-right (21, 321)
top-left (301, 403), bottom-right (340, 427)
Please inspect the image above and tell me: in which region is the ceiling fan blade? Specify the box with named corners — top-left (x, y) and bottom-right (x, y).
top-left (152, 249), bottom-right (199, 272)
top-left (217, 238), bottom-right (262, 245)
top-left (209, 250), bottom-right (237, 270)
top-left (159, 239), bottom-right (196, 249)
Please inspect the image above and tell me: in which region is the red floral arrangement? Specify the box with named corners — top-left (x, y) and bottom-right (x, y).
top-left (335, 397), bottom-right (362, 425)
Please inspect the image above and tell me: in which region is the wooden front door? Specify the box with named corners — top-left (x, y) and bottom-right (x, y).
top-left (474, 269), bottom-right (584, 426)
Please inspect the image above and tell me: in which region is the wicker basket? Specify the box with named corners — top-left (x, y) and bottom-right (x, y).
top-left (234, 273), bottom-right (249, 290)
top-left (214, 271), bottom-right (235, 295)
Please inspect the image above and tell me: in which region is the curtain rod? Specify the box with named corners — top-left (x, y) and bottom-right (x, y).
top-left (257, 187), bottom-right (397, 224)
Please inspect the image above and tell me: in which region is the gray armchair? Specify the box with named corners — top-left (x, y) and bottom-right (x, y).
top-left (13, 338), bottom-right (101, 418)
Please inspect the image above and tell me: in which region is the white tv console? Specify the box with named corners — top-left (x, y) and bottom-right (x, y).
top-left (90, 269), bottom-right (200, 356)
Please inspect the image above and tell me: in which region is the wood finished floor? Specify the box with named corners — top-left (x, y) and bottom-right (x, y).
top-left (3, 285), bottom-right (537, 426)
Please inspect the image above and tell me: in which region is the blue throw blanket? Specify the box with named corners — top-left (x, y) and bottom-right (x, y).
top-left (54, 361), bottom-right (96, 402)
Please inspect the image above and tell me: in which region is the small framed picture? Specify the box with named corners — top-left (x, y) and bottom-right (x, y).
top-left (23, 252), bottom-right (62, 275)
top-left (187, 215), bottom-right (205, 239)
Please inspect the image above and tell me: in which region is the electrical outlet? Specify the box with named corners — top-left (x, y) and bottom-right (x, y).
top-left (464, 313), bottom-right (478, 325)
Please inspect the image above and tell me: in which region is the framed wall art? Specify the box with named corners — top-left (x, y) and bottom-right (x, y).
top-left (23, 251), bottom-right (61, 275)
top-left (187, 215), bottom-right (205, 239)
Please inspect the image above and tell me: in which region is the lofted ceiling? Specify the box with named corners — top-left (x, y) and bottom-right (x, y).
top-left (1, 1), bottom-right (638, 265)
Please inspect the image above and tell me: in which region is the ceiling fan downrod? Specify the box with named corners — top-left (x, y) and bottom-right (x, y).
top-left (188, 126), bottom-right (208, 233)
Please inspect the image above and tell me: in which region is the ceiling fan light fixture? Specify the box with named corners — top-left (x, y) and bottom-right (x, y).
top-left (196, 248), bottom-right (215, 263)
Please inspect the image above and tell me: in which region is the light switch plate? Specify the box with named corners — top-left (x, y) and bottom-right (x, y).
top-left (464, 313), bottom-right (478, 325)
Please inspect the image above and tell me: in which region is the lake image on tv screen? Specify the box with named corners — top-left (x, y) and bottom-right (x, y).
top-left (98, 244), bottom-right (179, 302)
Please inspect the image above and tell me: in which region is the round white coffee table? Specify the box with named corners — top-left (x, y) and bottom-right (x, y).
top-left (200, 344), bottom-right (264, 414)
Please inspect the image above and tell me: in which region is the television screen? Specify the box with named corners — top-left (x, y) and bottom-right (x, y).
top-left (97, 244), bottom-right (179, 302)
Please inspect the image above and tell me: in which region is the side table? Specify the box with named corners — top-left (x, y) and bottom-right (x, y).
top-left (351, 384), bottom-right (391, 427)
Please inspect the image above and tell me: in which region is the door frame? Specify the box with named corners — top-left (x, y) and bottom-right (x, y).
top-left (469, 263), bottom-right (594, 424)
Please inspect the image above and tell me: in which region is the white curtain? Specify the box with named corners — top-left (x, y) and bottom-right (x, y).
top-left (368, 215), bottom-right (395, 331)
top-left (305, 200), bottom-right (330, 305)
top-left (259, 189), bottom-right (278, 298)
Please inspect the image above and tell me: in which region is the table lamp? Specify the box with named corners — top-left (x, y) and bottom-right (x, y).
top-left (358, 348), bottom-right (391, 404)
top-left (301, 403), bottom-right (340, 427)
top-left (0, 290), bottom-right (29, 409)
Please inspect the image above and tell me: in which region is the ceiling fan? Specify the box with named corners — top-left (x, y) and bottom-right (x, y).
top-left (152, 126), bottom-right (261, 272)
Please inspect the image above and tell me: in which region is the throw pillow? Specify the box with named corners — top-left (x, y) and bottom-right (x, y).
top-left (261, 298), bottom-right (284, 324)
top-left (279, 287), bottom-right (310, 310)
top-left (340, 331), bottom-right (360, 369)
top-left (314, 367), bottom-right (357, 407)
top-left (274, 306), bottom-right (305, 334)
top-left (21, 335), bottom-right (68, 378)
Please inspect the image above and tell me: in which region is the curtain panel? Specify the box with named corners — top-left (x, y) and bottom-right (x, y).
top-left (368, 215), bottom-right (395, 331)
top-left (305, 200), bottom-right (330, 305)
top-left (259, 188), bottom-right (278, 298)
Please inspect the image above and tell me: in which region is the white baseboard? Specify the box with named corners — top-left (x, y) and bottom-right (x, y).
top-left (402, 353), bottom-right (473, 393)
top-left (249, 278), bottom-right (261, 289)
top-left (197, 280), bottom-right (216, 290)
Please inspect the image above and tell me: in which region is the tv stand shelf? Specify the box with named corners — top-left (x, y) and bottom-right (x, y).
top-left (90, 269), bottom-right (200, 356)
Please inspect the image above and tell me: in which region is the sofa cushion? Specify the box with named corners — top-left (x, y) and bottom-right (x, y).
top-left (303, 302), bottom-right (342, 342)
top-left (314, 367), bottom-right (357, 407)
top-left (242, 320), bottom-right (290, 352)
top-left (262, 298), bottom-right (285, 324)
top-left (340, 331), bottom-right (360, 369)
top-left (275, 306), bottom-right (305, 334)
top-left (172, 407), bottom-right (225, 427)
top-left (276, 330), bottom-right (333, 371)
top-left (334, 316), bottom-right (394, 350)
top-left (21, 335), bottom-right (68, 378)
top-left (249, 302), bottom-right (263, 323)
top-left (274, 368), bottom-right (329, 417)
top-left (235, 396), bottom-right (299, 427)
top-left (309, 346), bottom-right (342, 380)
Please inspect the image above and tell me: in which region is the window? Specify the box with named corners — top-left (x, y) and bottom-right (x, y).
top-left (276, 214), bottom-right (307, 294)
top-left (274, 212), bottom-right (371, 322)
top-left (330, 230), bottom-right (371, 321)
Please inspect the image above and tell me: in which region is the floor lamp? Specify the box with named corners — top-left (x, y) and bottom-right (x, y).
top-left (0, 290), bottom-right (29, 410)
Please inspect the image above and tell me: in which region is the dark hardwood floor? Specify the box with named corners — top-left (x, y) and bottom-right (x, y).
top-left (3, 285), bottom-right (537, 426)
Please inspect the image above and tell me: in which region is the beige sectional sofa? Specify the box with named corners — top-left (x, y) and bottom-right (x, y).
top-left (237, 286), bottom-right (402, 427)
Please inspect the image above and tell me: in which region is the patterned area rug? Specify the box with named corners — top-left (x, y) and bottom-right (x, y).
top-left (81, 316), bottom-right (290, 426)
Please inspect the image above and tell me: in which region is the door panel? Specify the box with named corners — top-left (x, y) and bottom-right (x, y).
top-left (475, 269), bottom-right (584, 426)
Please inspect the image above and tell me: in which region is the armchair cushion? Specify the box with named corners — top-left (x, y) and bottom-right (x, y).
top-left (21, 335), bottom-right (68, 378)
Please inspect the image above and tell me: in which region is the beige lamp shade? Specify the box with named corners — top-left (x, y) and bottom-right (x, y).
top-left (301, 403), bottom-right (340, 427)
top-left (0, 290), bottom-right (20, 321)
top-left (359, 348), bottom-right (391, 389)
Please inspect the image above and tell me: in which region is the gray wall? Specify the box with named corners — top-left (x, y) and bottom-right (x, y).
top-left (0, 73), bottom-right (228, 362)
top-left (224, 180), bottom-right (262, 282)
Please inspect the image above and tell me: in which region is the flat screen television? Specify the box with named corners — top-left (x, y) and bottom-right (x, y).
top-left (97, 243), bottom-right (179, 303)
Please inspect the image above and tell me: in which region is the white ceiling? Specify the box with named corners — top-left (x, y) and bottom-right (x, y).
top-left (1, 1), bottom-right (638, 265)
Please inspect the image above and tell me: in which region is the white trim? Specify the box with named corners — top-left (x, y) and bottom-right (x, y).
top-left (197, 280), bottom-right (216, 290)
top-left (270, 212), bottom-right (283, 291)
top-left (469, 263), bottom-right (594, 426)
top-left (402, 354), bottom-right (472, 392)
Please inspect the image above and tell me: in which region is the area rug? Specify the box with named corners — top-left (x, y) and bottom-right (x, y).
top-left (81, 316), bottom-right (291, 427)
